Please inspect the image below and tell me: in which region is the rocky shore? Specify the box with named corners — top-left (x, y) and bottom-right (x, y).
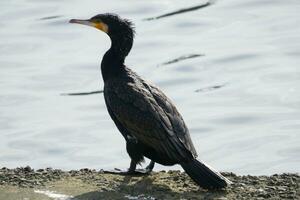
top-left (0, 167), bottom-right (299, 199)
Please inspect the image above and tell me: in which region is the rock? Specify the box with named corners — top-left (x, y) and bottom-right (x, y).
top-left (24, 166), bottom-right (32, 172)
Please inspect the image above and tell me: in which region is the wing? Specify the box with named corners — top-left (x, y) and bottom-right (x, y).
top-left (105, 97), bottom-right (132, 142)
top-left (144, 81), bottom-right (198, 157)
top-left (104, 71), bottom-right (197, 162)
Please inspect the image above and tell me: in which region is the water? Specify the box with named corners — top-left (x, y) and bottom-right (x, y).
top-left (0, 0), bottom-right (299, 175)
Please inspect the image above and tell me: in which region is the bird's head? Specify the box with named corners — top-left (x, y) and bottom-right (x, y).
top-left (70, 13), bottom-right (134, 40)
top-left (70, 13), bottom-right (134, 58)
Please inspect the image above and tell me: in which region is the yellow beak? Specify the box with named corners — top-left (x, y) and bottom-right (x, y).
top-left (69, 19), bottom-right (109, 33)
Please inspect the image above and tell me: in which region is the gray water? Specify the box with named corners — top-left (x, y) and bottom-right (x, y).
top-left (0, 0), bottom-right (299, 175)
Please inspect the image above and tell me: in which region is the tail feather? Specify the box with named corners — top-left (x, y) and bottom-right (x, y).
top-left (181, 159), bottom-right (231, 189)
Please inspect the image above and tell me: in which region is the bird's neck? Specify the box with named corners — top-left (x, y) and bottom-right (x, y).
top-left (110, 33), bottom-right (133, 59)
top-left (101, 34), bottom-right (133, 82)
top-left (101, 49), bottom-right (124, 81)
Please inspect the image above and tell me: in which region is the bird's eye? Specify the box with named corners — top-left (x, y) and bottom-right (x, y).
top-left (93, 19), bottom-right (103, 23)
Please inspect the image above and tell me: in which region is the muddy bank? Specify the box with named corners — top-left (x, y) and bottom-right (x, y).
top-left (0, 167), bottom-right (299, 199)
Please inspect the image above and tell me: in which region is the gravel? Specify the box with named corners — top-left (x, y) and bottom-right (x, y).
top-left (0, 167), bottom-right (299, 199)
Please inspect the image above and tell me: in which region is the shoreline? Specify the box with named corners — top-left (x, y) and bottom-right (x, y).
top-left (0, 167), bottom-right (299, 199)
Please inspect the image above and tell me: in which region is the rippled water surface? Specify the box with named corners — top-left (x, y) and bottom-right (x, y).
top-left (1, 0), bottom-right (300, 175)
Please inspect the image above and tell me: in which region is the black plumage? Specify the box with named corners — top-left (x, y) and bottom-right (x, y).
top-left (70, 13), bottom-right (231, 189)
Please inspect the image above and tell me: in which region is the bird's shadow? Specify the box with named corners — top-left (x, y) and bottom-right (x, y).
top-left (72, 175), bottom-right (227, 200)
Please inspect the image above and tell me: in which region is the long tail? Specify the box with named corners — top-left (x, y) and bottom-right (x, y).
top-left (181, 159), bottom-right (231, 189)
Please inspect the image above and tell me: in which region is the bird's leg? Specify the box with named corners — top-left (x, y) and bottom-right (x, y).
top-left (146, 160), bottom-right (155, 171)
top-left (135, 160), bottom-right (155, 174)
top-left (127, 159), bottom-right (137, 173)
top-left (103, 160), bottom-right (155, 175)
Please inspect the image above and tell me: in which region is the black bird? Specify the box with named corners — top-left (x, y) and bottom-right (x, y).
top-left (70, 13), bottom-right (231, 189)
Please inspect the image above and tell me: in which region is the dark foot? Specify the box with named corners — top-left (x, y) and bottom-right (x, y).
top-left (134, 167), bottom-right (153, 174)
top-left (103, 168), bottom-right (152, 175)
top-left (103, 160), bottom-right (155, 175)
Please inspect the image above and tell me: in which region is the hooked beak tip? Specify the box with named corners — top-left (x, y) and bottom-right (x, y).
top-left (69, 19), bottom-right (91, 25)
top-left (69, 19), bottom-right (78, 23)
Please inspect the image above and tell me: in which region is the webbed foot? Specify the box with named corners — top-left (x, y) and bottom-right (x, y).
top-left (103, 160), bottom-right (155, 175)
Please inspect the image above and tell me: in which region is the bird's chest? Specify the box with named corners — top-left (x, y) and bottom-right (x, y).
top-left (104, 79), bottom-right (147, 113)
top-left (104, 79), bottom-right (159, 133)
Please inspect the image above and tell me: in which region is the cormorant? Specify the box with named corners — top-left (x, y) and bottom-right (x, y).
top-left (70, 13), bottom-right (231, 189)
